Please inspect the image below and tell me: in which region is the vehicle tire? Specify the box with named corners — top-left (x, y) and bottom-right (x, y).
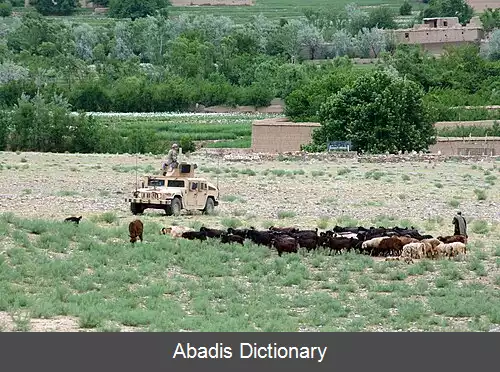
top-left (170, 197), bottom-right (182, 216)
top-left (203, 197), bottom-right (215, 215)
top-left (130, 203), bottom-right (144, 215)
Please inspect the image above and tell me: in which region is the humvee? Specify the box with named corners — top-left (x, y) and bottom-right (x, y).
top-left (125, 162), bottom-right (219, 216)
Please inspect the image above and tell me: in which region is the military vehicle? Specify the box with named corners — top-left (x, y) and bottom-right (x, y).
top-left (125, 162), bottom-right (219, 216)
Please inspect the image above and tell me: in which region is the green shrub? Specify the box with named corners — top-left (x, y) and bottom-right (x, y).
top-left (399, 1), bottom-right (412, 16)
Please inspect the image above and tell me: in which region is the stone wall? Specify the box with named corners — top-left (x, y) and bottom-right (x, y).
top-left (199, 148), bottom-right (500, 164)
top-left (429, 137), bottom-right (500, 156)
top-left (251, 118), bottom-right (320, 153)
top-left (434, 120), bottom-right (497, 129)
top-left (251, 117), bottom-right (500, 155)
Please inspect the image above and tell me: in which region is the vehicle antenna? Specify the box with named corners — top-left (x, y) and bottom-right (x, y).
top-left (217, 150), bottom-right (220, 199)
top-left (135, 131), bottom-right (138, 193)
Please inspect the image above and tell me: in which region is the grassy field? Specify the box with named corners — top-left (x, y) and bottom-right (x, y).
top-left (94, 113), bottom-right (275, 149)
top-left (92, 112), bottom-right (500, 151)
top-left (12, 0), bottom-right (424, 24)
top-left (167, 0), bottom-right (423, 21)
top-left (437, 122), bottom-right (500, 137)
top-left (0, 151), bottom-right (500, 331)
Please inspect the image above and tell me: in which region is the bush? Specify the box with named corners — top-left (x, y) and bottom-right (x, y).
top-left (422, 0), bottom-right (474, 25)
top-left (0, 1), bottom-right (12, 17)
top-left (399, 1), bottom-right (412, 16)
top-left (30, 0), bottom-right (79, 16)
top-left (366, 6), bottom-right (397, 29)
top-left (108, 0), bottom-right (170, 20)
top-left (179, 136), bottom-right (196, 154)
top-left (69, 82), bottom-right (112, 112)
top-left (285, 66), bottom-right (362, 122)
top-left (5, 92), bottom-right (111, 154)
top-left (310, 68), bottom-right (436, 154)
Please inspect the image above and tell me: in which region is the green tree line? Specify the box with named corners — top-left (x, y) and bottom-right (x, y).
top-left (0, 1), bottom-right (500, 154)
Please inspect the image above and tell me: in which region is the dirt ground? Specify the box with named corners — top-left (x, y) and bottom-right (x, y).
top-left (0, 151), bottom-right (498, 226)
top-left (1, 150), bottom-right (500, 332)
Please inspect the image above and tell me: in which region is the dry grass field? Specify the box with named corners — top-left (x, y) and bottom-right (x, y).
top-left (1, 150), bottom-right (500, 332)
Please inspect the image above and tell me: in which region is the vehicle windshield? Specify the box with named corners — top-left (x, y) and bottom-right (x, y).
top-left (147, 179), bottom-right (185, 187)
top-left (168, 180), bottom-right (185, 187)
top-left (148, 179), bottom-right (165, 187)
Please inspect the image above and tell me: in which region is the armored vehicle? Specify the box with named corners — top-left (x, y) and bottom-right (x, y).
top-left (125, 162), bottom-right (219, 216)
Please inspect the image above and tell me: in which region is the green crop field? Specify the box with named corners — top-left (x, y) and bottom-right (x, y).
top-left (91, 111), bottom-right (500, 153)
top-left (13, 0), bottom-right (425, 24)
top-left (167, 0), bottom-right (419, 21)
top-left (94, 113), bottom-right (278, 149)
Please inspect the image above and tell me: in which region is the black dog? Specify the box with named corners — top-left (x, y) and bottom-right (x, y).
top-left (64, 216), bottom-right (82, 224)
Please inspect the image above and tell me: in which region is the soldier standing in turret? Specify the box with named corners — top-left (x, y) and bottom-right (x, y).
top-left (162, 143), bottom-right (179, 175)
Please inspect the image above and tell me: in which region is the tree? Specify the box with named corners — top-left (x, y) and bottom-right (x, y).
top-left (353, 27), bottom-right (387, 58)
top-left (327, 29), bottom-right (353, 58)
top-left (73, 23), bottom-right (99, 61)
top-left (108, 0), bottom-right (170, 21)
top-left (0, 1), bottom-right (12, 17)
top-left (278, 19), bottom-right (307, 62)
top-left (297, 22), bottom-right (324, 60)
top-left (6, 92), bottom-right (106, 153)
top-left (311, 68), bottom-right (436, 154)
top-left (30, 0), bottom-right (79, 16)
top-left (480, 29), bottom-right (500, 61)
top-left (0, 60), bottom-right (29, 84)
top-left (422, 0), bottom-right (474, 25)
top-left (284, 64), bottom-right (362, 122)
top-left (479, 8), bottom-right (500, 33)
top-left (111, 21), bottom-right (135, 61)
top-left (164, 35), bottom-right (216, 79)
top-left (366, 6), bottom-right (397, 29)
top-left (399, 1), bottom-right (412, 16)
top-left (344, 3), bottom-right (369, 35)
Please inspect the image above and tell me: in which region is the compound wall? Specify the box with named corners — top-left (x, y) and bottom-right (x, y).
top-left (429, 137), bottom-right (500, 156)
top-left (251, 117), bottom-right (500, 155)
top-left (251, 118), bottom-right (320, 153)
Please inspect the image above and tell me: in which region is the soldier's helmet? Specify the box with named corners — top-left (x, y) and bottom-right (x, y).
top-left (172, 143), bottom-right (179, 149)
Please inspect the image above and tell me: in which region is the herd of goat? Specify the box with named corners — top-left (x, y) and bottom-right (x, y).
top-left (64, 216), bottom-right (468, 263)
top-left (156, 222), bottom-right (467, 263)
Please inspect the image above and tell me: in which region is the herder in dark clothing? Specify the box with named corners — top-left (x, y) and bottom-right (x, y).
top-left (452, 211), bottom-right (468, 243)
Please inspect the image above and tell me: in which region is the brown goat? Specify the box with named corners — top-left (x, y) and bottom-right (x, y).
top-left (396, 236), bottom-right (420, 245)
top-left (437, 235), bottom-right (467, 244)
top-left (129, 219), bottom-right (144, 243)
top-left (271, 235), bottom-right (298, 256)
top-left (423, 241), bottom-right (439, 260)
top-left (422, 238), bottom-right (442, 249)
top-left (377, 236), bottom-right (404, 256)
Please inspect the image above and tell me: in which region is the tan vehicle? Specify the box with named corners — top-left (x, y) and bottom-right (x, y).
top-left (125, 162), bottom-right (219, 216)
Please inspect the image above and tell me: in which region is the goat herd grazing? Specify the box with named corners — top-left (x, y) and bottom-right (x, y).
top-left (63, 215), bottom-right (468, 263)
top-left (126, 218), bottom-right (467, 264)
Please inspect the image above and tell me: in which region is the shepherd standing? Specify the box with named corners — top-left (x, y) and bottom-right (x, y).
top-left (452, 211), bottom-right (467, 242)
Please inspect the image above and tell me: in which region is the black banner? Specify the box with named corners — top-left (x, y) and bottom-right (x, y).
top-left (0, 333), bottom-right (497, 372)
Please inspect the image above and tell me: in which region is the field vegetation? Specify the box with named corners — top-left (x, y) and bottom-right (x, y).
top-left (0, 1), bottom-right (499, 155)
top-left (1, 0), bottom-right (500, 332)
top-left (0, 152), bottom-right (499, 331)
top-left (10, 0), bottom-right (425, 22)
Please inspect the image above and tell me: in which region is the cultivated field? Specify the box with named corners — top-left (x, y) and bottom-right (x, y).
top-left (167, 0), bottom-right (420, 20)
top-left (14, 0), bottom-right (424, 24)
top-left (91, 113), bottom-right (500, 152)
top-left (1, 150), bottom-right (500, 332)
top-left (91, 112), bottom-right (272, 149)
